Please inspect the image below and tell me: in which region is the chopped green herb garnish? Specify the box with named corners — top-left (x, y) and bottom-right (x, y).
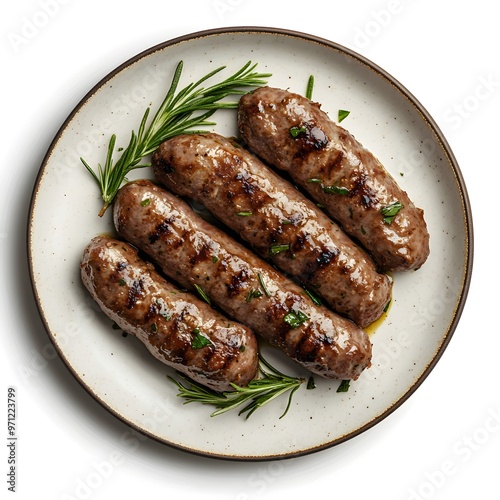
top-left (307, 178), bottom-right (323, 184)
top-left (246, 288), bottom-right (263, 302)
top-left (304, 288), bottom-right (322, 306)
top-left (118, 278), bottom-right (126, 286)
top-left (194, 284), bottom-right (211, 305)
top-left (337, 379), bottom-right (350, 393)
top-left (381, 201), bottom-right (403, 224)
top-left (270, 243), bottom-right (290, 256)
top-left (257, 273), bottom-right (271, 297)
top-left (237, 211), bottom-right (253, 217)
top-left (283, 310), bottom-right (309, 328)
top-left (140, 198), bottom-right (151, 207)
top-left (290, 126), bottom-right (307, 138)
top-left (338, 110), bottom-right (350, 123)
top-left (282, 219), bottom-right (292, 225)
top-left (322, 185), bottom-right (350, 196)
top-left (383, 299), bottom-right (391, 313)
top-left (306, 75), bottom-right (315, 100)
top-left (307, 376), bottom-right (316, 390)
top-left (191, 330), bottom-right (213, 349)
top-left (151, 322), bottom-right (158, 333)
top-left (360, 225), bottom-right (366, 235)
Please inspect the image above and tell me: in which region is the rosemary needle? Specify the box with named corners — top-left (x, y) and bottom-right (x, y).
top-left (305, 74), bottom-right (314, 99)
top-left (167, 355), bottom-right (305, 419)
top-left (81, 60), bottom-right (271, 216)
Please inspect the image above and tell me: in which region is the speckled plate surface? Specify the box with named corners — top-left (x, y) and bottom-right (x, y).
top-left (27, 27), bottom-right (472, 460)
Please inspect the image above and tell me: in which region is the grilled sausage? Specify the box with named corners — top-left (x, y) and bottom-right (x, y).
top-left (81, 235), bottom-right (259, 391)
top-left (238, 86), bottom-right (430, 272)
top-left (152, 132), bottom-right (392, 327)
top-left (113, 180), bottom-right (372, 380)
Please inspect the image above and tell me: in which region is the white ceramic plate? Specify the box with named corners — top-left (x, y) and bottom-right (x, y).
top-left (28, 27), bottom-right (472, 460)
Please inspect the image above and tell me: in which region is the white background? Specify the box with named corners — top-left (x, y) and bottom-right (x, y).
top-left (1, 1), bottom-right (499, 499)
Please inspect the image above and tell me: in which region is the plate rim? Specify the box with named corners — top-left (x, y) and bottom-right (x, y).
top-left (27, 26), bottom-right (474, 461)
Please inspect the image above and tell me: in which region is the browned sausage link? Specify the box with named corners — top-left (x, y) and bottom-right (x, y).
top-left (80, 235), bottom-right (259, 391)
top-left (113, 180), bottom-right (372, 380)
top-left (238, 87), bottom-right (430, 272)
top-left (152, 132), bottom-right (392, 327)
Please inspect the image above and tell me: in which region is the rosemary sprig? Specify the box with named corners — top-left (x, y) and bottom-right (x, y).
top-left (81, 60), bottom-right (271, 216)
top-left (168, 355), bottom-right (305, 419)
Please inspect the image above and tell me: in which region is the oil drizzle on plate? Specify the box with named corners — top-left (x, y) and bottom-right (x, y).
top-left (365, 279), bottom-right (393, 336)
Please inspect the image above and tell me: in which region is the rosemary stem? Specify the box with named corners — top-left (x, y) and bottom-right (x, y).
top-left (98, 202), bottom-right (109, 218)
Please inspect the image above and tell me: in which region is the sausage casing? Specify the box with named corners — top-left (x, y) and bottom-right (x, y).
top-left (113, 180), bottom-right (372, 380)
top-left (238, 86), bottom-right (430, 272)
top-left (81, 235), bottom-right (259, 391)
top-left (152, 132), bottom-right (392, 327)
